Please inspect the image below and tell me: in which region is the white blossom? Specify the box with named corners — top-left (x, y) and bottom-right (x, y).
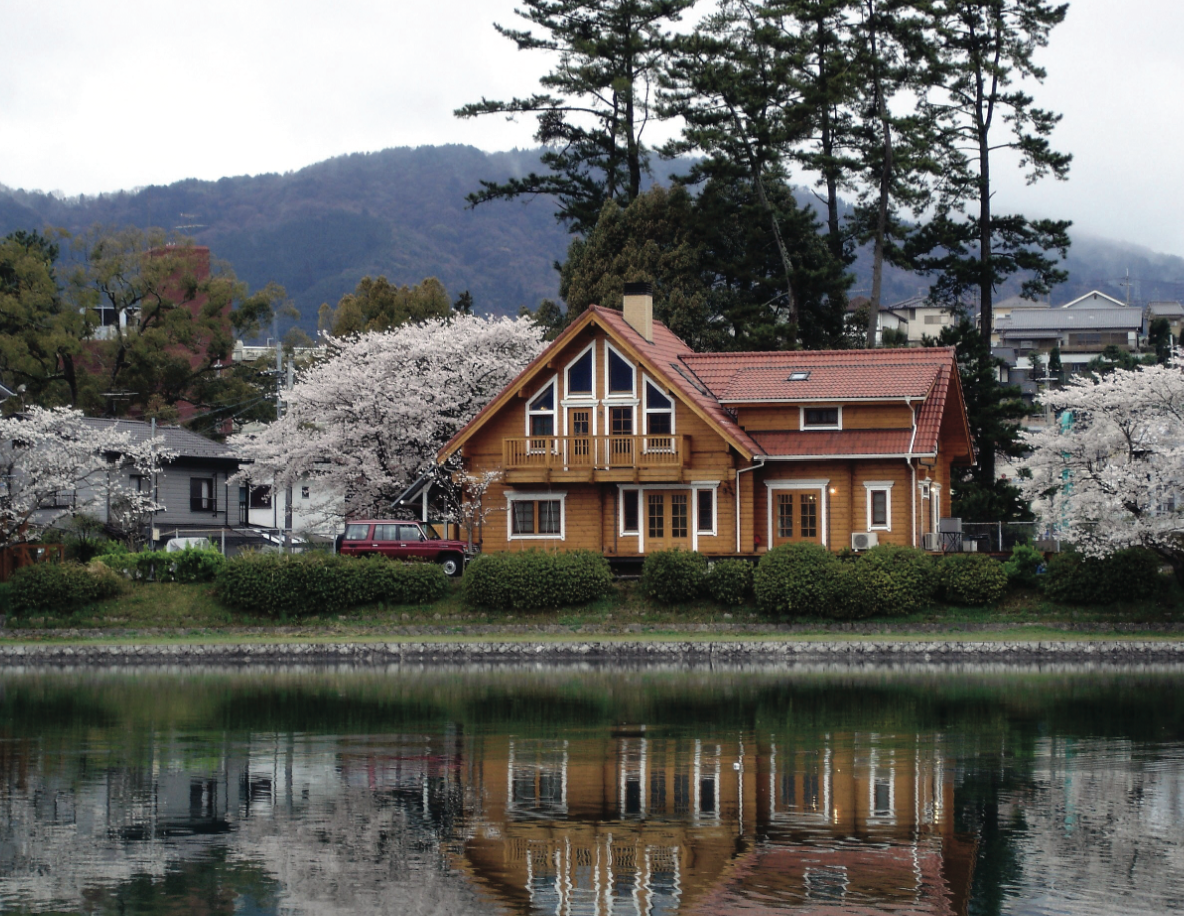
top-left (232, 315), bottom-right (544, 519)
top-left (1021, 354), bottom-right (1184, 579)
top-left (0, 407), bottom-right (173, 547)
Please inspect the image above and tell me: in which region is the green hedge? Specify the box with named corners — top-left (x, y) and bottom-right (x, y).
top-left (9, 561), bottom-right (123, 616)
top-left (463, 550), bottom-right (613, 611)
top-left (833, 545), bottom-right (936, 619)
top-left (640, 549), bottom-right (707, 604)
top-left (1003, 543), bottom-right (1045, 589)
top-left (1042, 547), bottom-right (1165, 605)
top-left (215, 553), bottom-right (448, 618)
top-left (97, 547), bottom-right (225, 584)
top-left (937, 553), bottom-right (1008, 606)
top-left (754, 543), bottom-right (842, 616)
top-left (704, 558), bottom-right (754, 606)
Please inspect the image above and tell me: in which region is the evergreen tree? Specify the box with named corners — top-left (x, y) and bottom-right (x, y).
top-left (926, 318), bottom-right (1030, 521)
top-left (455, 0), bottom-right (695, 235)
top-left (318, 276), bottom-right (451, 337)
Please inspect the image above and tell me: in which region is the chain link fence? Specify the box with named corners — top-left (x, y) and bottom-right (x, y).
top-left (959, 521), bottom-right (1038, 554)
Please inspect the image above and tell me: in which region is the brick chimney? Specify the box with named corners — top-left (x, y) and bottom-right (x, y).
top-left (623, 281), bottom-right (653, 342)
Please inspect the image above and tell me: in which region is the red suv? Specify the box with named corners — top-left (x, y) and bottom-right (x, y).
top-left (338, 520), bottom-right (470, 577)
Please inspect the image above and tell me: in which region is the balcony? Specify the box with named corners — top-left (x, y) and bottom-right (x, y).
top-left (503, 435), bottom-right (689, 483)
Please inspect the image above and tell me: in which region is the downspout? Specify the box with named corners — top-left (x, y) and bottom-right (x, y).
top-left (906, 399), bottom-right (919, 548)
top-left (735, 456), bottom-right (765, 555)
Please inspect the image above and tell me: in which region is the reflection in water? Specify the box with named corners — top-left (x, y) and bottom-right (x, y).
top-left (0, 664), bottom-right (1181, 915)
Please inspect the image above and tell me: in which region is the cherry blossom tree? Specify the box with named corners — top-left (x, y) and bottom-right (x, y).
top-left (232, 315), bottom-right (544, 520)
top-left (0, 407), bottom-right (172, 548)
top-left (1022, 354), bottom-right (1184, 584)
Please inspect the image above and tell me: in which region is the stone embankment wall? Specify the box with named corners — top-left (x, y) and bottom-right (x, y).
top-left (1, 640), bottom-right (1183, 665)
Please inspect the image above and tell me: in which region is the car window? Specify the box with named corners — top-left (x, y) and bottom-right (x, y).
top-left (397, 525), bottom-right (424, 541)
top-left (423, 523), bottom-right (442, 540)
top-left (373, 524), bottom-right (401, 541)
top-left (343, 524), bottom-right (370, 541)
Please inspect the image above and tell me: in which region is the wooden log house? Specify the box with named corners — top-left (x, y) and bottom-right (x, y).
top-left (438, 283), bottom-right (974, 557)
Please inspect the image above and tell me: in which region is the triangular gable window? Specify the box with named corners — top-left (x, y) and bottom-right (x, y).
top-left (566, 348), bottom-right (593, 396)
top-left (608, 347), bottom-right (634, 395)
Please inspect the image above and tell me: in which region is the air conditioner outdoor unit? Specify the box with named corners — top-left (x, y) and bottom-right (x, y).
top-left (961, 539), bottom-right (978, 552)
top-left (851, 531), bottom-right (879, 551)
top-left (921, 532), bottom-right (940, 551)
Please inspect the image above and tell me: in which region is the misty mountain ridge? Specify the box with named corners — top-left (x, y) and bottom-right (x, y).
top-left (2, 145), bottom-right (1181, 338)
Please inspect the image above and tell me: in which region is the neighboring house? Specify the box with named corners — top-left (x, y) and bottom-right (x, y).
top-left (1147, 300), bottom-right (1184, 340)
top-left (78, 418), bottom-right (242, 539)
top-left (240, 476), bottom-right (340, 539)
top-left (438, 284), bottom-right (974, 557)
top-left (993, 291), bottom-right (1145, 380)
top-left (881, 295), bottom-right (959, 345)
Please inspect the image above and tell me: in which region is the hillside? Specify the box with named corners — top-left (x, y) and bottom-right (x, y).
top-left (2, 145), bottom-right (1182, 336)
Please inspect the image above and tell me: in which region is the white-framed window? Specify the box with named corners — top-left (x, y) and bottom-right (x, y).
top-left (620, 488), bottom-right (640, 535)
top-left (931, 483), bottom-right (942, 533)
top-left (643, 377), bottom-right (674, 436)
top-left (564, 342), bottom-right (595, 399)
top-left (606, 342), bottom-right (636, 397)
top-left (695, 487), bottom-right (716, 536)
top-left (801, 406), bottom-right (842, 430)
top-left (506, 491), bottom-right (566, 540)
top-left (765, 479), bottom-right (830, 548)
top-left (526, 378), bottom-right (557, 437)
top-left (864, 481), bottom-right (894, 531)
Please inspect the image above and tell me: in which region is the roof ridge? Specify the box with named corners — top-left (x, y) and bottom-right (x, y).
top-left (683, 346), bottom-right (956, 359)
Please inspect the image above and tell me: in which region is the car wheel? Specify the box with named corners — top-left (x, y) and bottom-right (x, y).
top-left (440, 555), bottom-right (463, 577)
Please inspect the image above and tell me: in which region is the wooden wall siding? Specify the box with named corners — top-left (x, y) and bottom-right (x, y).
top-left (733, 403), bottom-right (914, 432)
top-left (756, 460), bottom-right (916, 551)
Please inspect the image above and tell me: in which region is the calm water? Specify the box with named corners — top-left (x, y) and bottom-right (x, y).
top-left (1, 662), bottom-right (1182, 915)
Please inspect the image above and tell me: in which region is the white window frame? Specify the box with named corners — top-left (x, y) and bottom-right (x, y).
top-left (694, 486), bottom-right (717, 538)
top-left (864, 480), bottom-right (894, 532)
top-left (642, 373), bottom-right (675, 453)
top-left (765, 479), bottom-right (830, 548)
top-left (563, 341), bottom-right (596, 401)
top-left (605, 341), bottom-right (637, 399)
top-left (506, 491), bottom-right (566, 541)
top-left (800, 405), bottom-right (842, 430)
top-left (525, 376), bottom-right (558, 440)
top-left (619, 486), bottom-right (641, 539)
top-left (931, 483), bottom-right (942, 534)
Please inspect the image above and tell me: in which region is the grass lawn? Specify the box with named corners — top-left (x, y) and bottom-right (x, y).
top-left (1, 579), bottom-right (1181, 643)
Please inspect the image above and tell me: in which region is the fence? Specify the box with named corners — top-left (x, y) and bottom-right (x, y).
top-left (0, 544), bottom-right (64, 582)
top-left (153, 527), bottom-right (334, 556)
top-left (960, 521), bottom-right (1038, 554)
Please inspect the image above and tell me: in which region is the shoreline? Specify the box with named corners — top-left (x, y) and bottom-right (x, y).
top-left (3, 637), bottom-right (1184, 665)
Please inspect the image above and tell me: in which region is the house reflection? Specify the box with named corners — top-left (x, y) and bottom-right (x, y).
top-left (451, 732), bottom-right (976, 915)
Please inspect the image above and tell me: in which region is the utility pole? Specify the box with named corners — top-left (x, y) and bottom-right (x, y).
top-left (284, 360), bottom-right (294, 551)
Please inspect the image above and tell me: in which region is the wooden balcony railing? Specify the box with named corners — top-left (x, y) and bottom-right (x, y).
top-left (504, 435), bottom-right (687, 471)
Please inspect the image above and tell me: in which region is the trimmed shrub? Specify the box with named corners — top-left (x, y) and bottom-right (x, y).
top-left (215, 553), bottom-right (448, 618)
top-left (704, 559), bottom-right (754, 607)
top-left (753, 543), bottom-right (842, 617)
top-left (463, 550), bottom-right (613, 611)
top-left (9, 561), bottom-right (123, 616)
top-left (937, 554), bottom-right (1008, 606)
top-left (828, 545), bottom-right (937, 619)
top-left (96, 548), bottom-right (225, 583)
top-left (640, 549), bottom-right (708, 604)
top-left (170, 547), bottom-right (226, 583)
top-left (1043, 547), bottom-right (1165, 605)
top-left (1003, 543), bottom-right (1045, 589)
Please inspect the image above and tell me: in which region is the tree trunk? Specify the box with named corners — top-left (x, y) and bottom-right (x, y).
top-left (867, 0), bottom-right (891, 349)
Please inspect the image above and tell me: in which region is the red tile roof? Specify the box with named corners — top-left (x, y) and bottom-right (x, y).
top-left (752, 429), bottom-right (916, 458)
top-left (713, 363), bottom-right (941, 402)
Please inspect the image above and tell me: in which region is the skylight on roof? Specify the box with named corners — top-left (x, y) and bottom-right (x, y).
top-left (787, 371), bottom-right (811, 381)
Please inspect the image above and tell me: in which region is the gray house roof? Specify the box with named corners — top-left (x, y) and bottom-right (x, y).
top-left (997, 307), bottom-right (1144, 335)
top-left (80, 417), bottom-right (238, 461)
top-left (1149, 301), bottom-right (1184, 319)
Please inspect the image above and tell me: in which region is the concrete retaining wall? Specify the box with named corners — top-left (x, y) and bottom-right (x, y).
top-left (1, 639), bottom-right (1183, 665)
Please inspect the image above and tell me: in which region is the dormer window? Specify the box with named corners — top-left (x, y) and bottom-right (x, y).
top-left (802, 406), bottom-right (841, 430)
top-left (566, 346), bottom-right (593, 397)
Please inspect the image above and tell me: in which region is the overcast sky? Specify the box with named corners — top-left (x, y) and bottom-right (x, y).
top-left (2, 0), bottom-right (1182, 257)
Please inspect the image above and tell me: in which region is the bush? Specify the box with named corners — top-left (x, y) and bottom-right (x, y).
top-left (1043, 547), bottom-right (1165, 605)
top-left (937, 554), bottom-right (1008, 606)
top-left (704, 559), bottom-right (754, 606)
top-left (169, 547), bottom-right (226, 583)
top-left (640, 549), bottom-right (707, 604)
top-left (830, 545), bottom-right (936, 618)
top-left (215, 553), bottom-right (448, 617)
top-left (463, 549), bottom-right (613, 611)
top-left (753, 543), bottom-right (842, 617)
top-left (9, 561), bottom-right (123, 616)
top-left (1003, 543), bottom-right (1045, 589)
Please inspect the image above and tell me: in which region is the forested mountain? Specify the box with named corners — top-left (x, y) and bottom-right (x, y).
top-left (1, 144), bottom-right (1182, 337)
